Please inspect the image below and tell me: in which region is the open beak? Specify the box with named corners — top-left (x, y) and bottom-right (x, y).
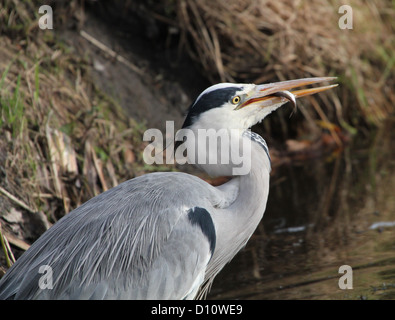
top-left (236, 77), bottom-right (338, 111)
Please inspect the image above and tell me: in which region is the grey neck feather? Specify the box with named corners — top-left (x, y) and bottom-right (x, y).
top-left (200, 135), bottom-right (271, 297)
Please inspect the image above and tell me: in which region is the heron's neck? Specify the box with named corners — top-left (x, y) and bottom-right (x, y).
top-left (204, 136), bottom-right (271, 288)
top-left (229, 138), bottom-right (270, 220)
top-left (214, 132), bottom-right (271, 226)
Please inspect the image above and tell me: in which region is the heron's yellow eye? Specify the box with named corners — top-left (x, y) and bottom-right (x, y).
top-left (232, 96), bottom-right (241, 105)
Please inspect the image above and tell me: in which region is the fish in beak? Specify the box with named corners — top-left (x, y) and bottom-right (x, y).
top-left (236, 77), bottom-right (338, 111)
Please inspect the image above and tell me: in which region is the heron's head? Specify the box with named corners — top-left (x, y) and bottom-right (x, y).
top-left (177, 77), bottom-right (337, 176)
top-left (182, 77), bottom-right (337, 131)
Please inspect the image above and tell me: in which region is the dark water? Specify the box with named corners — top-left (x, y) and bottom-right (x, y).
top-left (208, 118), bottom-right (395, 300)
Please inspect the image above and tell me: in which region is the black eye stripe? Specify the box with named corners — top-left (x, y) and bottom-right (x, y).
top-left (182, 86), bottom-right (243, 128)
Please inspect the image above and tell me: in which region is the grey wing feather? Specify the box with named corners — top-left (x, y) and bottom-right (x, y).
top-left (0, 172), bottom-right (216, 299)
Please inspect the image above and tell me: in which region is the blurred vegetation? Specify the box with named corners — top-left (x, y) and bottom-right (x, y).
top-left (83, 0), bottom-right (395, 145)
top-left (147, 0), bottom-right (395, 129)
top-left (0, 0), bottom-right (148, 231)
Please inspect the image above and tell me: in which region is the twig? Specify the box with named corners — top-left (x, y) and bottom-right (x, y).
top-left (0, 186), bottom-right (35, 214)
top-left (90, 145), bottom-right (108, 192)
top-left (3, 233), bottom-right (15, 264)
top-left (0, 222), bottom-right (14, 268)
top-left (80, 30), bottom-right (144, 76)
top-left (2, 231), bottom-right (30, 252)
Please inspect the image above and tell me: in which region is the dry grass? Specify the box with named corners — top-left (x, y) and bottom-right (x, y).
top-left (0, 0), bottom-right (147, 231)
top-left (149, 0), bottom-right (395, 129)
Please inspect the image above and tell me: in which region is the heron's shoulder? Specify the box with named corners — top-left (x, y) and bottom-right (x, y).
top-left (0, 173), bottom-right (218, 300)
top-left (129, 171), bottom-right (206, 184)
top-left (116, 171), bottom-right (212, 196)
top-left (66, 171), bottom-right (215, 220)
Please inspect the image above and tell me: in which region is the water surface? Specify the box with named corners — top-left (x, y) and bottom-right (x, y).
top-left (208, 118), bottom-right (395, 300)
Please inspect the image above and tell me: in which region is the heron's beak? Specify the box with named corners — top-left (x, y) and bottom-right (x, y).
top-left (236, 77), bottom-right (338, 111)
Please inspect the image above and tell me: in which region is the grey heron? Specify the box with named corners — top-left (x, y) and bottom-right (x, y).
top-left (0, 77), bottom-right (337, 299)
